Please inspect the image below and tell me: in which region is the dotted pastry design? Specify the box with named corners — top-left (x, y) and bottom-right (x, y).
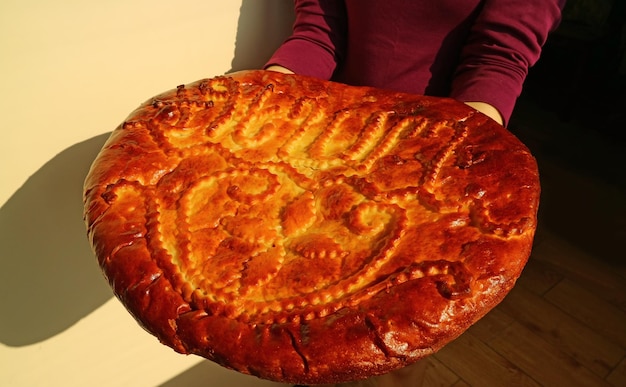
top-left (84, 70), bottom-right (539, 384)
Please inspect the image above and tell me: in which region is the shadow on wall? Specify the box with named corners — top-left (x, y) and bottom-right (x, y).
top-left (0, 1), bottom-right (295, 349)
top-left (0, 133), bottom-right (113, 347)
top-left (159, 359), bottom-right (290, 387)
top-left (162, 2), bottom-right (295, 384)
top-left (228, 0), bottom-right (294, 73)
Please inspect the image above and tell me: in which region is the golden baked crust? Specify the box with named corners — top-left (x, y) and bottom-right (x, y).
top-left (83, 70), bottom-right (540, 384)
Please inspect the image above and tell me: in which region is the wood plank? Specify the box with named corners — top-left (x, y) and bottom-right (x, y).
top-left (488, 322), bottom-right (612, 387)
top-left (468, 306), bottom-right (514, 343)
top-left (422, 357), bottom-right (460, 387)
top-left (544, 278), bottom-right (626, 349)
top-left (606, 356), bottom-right (626, 387)
top-left (515, 255), bottom-right (563, 296)
top-left (529, 227), bottom-right (626, 312)
top-left (533, 146), bottom-right (626, 273)
top-left (434, 331), bottom-right (540, 387)
top-left (498, 283), bottom-right (624, 377)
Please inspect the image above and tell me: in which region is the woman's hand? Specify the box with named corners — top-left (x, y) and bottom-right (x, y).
top-left (264, 66), bottom-right (504, 127)
top-left (265, 65), bottom-right (294, 74)
top-left (464, 101), bottom-right (504, 125)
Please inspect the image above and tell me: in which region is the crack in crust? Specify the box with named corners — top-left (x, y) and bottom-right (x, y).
top-left (83, 70), bottom-right (540, 384)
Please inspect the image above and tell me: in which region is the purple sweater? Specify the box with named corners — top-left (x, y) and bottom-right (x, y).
top-left (266, 0), bottom-right (564, 124)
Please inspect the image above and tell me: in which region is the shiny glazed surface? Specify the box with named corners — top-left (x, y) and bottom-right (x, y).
top-left (83, 70), bottom-right (540, 384)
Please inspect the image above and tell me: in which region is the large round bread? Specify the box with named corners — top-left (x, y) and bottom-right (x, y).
top-left (83, 70), bottom-right (540, 384)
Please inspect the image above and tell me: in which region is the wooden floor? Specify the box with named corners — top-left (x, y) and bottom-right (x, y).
top-left (419, 90), bottom-right (626, 386)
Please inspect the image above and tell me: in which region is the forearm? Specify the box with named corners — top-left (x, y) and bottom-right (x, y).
top-left (464, 101), bottom-right (503, 125)
top-left (265, 65), bottom-right (294, 74)
top-left (451, 0), bottom-right (565, 125)
top-left (264, 0), bottom-right (346, 79)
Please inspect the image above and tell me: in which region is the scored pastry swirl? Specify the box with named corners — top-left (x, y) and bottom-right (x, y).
top-left (84, 70), bottom-right (540, 384)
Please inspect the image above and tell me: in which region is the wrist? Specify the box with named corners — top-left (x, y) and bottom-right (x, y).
top-left (464, 101), bottom-right (504, 125)
top-left (265, 65), bottom-right (294, 74)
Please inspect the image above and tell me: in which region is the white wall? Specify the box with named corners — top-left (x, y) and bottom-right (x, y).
top-left (0, 1), bottom-right (293, 386)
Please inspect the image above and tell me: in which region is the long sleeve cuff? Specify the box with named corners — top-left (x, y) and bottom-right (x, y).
top-left (450, 67), bottom-right (523, 126)
top-left (265, 38), bottom-right (337, 80)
